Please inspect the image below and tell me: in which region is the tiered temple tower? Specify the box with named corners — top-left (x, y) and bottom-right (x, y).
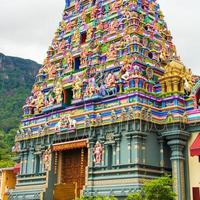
top-left (9, 0), bottom-right (200, 200)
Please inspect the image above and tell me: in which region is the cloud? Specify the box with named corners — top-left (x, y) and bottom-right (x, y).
top-left (0, 0), bottom-right (64, 63)
top-left (159, 0), bottom-right (200, 75)
top-left (0, 0), bottom-right (199, 75)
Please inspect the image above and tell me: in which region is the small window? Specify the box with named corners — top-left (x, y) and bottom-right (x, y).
top-left (148, 52), bottom-right (153, 59)
top-left (80, 32), bottom-right (87, 44)
top-left (63, 88), bottom-right (73, 106)
top-left (74, 56), bottom-right (80, 71)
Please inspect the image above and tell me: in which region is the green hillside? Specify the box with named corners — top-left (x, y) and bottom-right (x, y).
top-left (0, 53), bottom-right (40, 167)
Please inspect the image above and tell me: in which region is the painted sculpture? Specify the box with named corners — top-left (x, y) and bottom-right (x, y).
top-left (93, 141), bottom-right (103, 164)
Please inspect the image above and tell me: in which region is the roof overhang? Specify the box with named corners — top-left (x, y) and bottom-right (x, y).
top-left (52, 139), bottom-right (88, 152)
top-left (190, 133), bottom-right (200, 156)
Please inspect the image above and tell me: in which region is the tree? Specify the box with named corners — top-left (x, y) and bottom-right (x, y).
top-left (0, 129), bottom-right (15, 168)
top-left (126, 176), bottom-right (176, 200)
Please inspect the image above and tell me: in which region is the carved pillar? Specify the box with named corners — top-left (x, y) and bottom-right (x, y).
top-left (19, 152), bottom-right (23, 175)
top-left (112, 143), bottom-right (116, 165)
top-left (141, 136), bottom-right (146, 164)
top-left (158, 138), bottom-right (164, 168)
top-left (132, 132), bottom-right (146, 164)
top-left (167, 79), bottom-right (172, 93)
top-left (168, 139), bottom-right (186, 200)
top-left (30, 148), bottom-right (35, 174)
top-left (172, 79), bottom-right (179, 93)
top-left (89, 140), bottom-right (95, 168)
top-left (41, 151), bottom-right (44, 172)
top-left (160, 81), bottom-right (165, 93)
top-left (23, 152), bottom-right (28, 174)
top-left (103, 143), bottom-right (108, 166)
top-left (126, 134), bottom-right (132, 163)
top-left (114, 135), bottom-right (121, 165)
top-left (40, 153), bottom-right (43, 173)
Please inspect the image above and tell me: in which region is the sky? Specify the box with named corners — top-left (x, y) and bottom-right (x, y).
top-left (0, 0), bottom-right (199, 75)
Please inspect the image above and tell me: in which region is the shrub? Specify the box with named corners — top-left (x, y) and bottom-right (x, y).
top-left (77, 196), bottom-right (117, 200)
top-left (126, 176), bottom-right (176, 200)
top-left (126, 192), bottom-right (143, 200)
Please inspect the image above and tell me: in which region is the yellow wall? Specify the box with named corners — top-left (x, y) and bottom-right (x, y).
top-left (0, 169), bottom-right (16, 200)
top-left (0, 173), bottom-right (3, 198)
top-left (188, 132), bottom-right (200, 199)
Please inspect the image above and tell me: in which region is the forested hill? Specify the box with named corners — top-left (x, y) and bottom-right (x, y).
top-left (0, 53), bottom-right (40, 131)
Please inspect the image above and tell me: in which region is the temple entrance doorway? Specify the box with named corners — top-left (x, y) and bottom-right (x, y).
top-left (62, 148), bottom-right (88, 197)
top-left (53, 140), bottom-right (88, 200)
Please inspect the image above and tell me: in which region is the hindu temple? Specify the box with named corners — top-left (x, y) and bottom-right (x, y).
top-left (9, 0), bottom-right (200, 200)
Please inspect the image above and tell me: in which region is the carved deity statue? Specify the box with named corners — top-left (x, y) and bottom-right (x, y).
top-left (85, 77), bottom-right (97, 98)
top-left (43, 149), bottom-right (51, 171)
top-left (54, 80), bottom-right (63, 104)
top-left (184, 78), bottom-right (192, 96)
top-left (65, 51), bottom-right (73, 70)
top-left (56, 115), bottom-right (76, 130)
top-left (105, 72), bottom-right (116, 88)
top-left (72, 76), bottom-right (83, 99)
top-left (72, 30), bottom-right (80, 43)
top-left (96, 113), bottom-right (103, 125)
top-left (80, 48), bottom-right (88, 66)
top-left (87, 25), bottom-right (94, 40)
top-left (93, 141), bottom-right (103, 164)
top-left (107, 43), bottom-right (117, 60)
top-left (36, 91), bottom-right (45, 113)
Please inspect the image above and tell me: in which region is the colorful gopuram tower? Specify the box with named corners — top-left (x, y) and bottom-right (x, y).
top-left (9, 0), bottom-right (200, 200)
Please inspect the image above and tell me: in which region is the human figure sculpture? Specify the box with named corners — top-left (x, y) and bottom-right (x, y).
top-left (66, 115), bottom-right (76, 128)
top-left (96, 113), bottom-right (103, 125)
top-left (36, 91), bottom-right (45, 113)
top-left (121, 70), bottom-right (130, 82)
top-left (56, 117), bottom-right (66, 130)
top-left (87, 25), bottom-right (94, 40)
top-left (48, 93), bottom-right (55, 106)
top-left (93, 141), bottom-right (103, 164)
top-left (107, 43), bottom-right (117, 60)
top-left (73, 76), bottom-right (83, 99)
top-left (72, 30), bottom-right (80, 43)
top-left (65, 51), bottom-right (73, 70)
top-left (105, 72), bottom-right (116, 88)
top-left (85, 81), bottom-right (96, 98)
top-left (184, 78), bottom-right (191, 96)
top-left (81, 9), bottom-right (87, 24)
top-left (54, 81), bottom-right (63, 104)
top-left (111, 110), bottom-right (118, 122)
top-left (109, 19), bottom-right (119, 33)
top-left (98, 83), bottom-right (107, 96)
top-left (43, 149), bottom-right (51, 171)
top-left (81, 48), bottom-right (88, 66)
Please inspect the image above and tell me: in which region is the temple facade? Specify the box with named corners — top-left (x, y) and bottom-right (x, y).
top-left (8, 0), bottom-right (200, 200)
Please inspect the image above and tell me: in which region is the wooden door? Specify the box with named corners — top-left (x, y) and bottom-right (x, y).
top-left (62, 148), bottom-right (88, 198)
